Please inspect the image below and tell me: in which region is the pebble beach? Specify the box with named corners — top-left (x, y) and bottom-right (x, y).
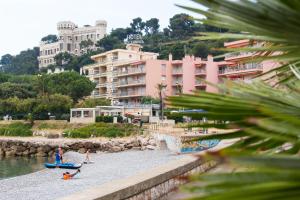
top-left (0, 150), bottom-right (184, 200)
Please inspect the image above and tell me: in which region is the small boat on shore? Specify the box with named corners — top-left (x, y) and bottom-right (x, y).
top-left (45, 162), bottom-right (82, 169)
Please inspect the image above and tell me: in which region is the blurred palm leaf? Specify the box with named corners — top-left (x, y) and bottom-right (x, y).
top-left (168, 0), bottom-right (300, 199)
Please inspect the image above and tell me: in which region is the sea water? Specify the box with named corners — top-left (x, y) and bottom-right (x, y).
top-left (0, 156), bottom-right (49, 180)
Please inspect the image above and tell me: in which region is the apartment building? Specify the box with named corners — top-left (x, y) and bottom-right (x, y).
top-left (166, 54), bottom-right (227, 95)
top-left (81, 44), bottom-right (227, 105)
top-left (81, 44), bottom-right (168, 105)
top-left (38, 20), bottom-right (107, 68)
top-left (218, 39), bottom-right (277, 82)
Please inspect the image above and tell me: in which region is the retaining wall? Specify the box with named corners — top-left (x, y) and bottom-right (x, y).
top-left (59, 156), bottom-right (216, 200)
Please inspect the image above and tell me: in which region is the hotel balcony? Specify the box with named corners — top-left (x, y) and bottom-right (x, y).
top-left (219, 63), bottom-right (263, 77)
top-left (115, 79), bottom-right (146, 88)
top-left (172, 80), bottom-right (183, 86)
top-left (116, 67), bottom-right (146, 77)
top-left (172, 69), bottom-right (183, 75)
top-left (224, 52), bottom-right (254, 61)
top-left (117, 91), bottom-right (146, 98)
top-left (195, 69), bottom-right (206, 76)
top-left (195, 80), bottom-right (206, 87)
top-left (95, 82), bottom-right (107, 88)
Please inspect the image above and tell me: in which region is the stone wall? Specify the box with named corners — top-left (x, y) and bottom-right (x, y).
top-left (0, 136), bottom-right (157, 157)
top-left (59, 156), bottom-right (217, 200)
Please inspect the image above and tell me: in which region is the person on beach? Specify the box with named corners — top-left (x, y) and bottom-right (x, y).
top-left (58, 147), bottom-right (64, 163)
top-left (55, 150), bottom-right (61, 164)
top-left (84, 149), bottom-right (91, 163)
top-left (63, 169), bottom-right (80, 180)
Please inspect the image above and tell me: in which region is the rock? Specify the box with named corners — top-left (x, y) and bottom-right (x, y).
top-left (36, 151), bottom-right (47, 157)
top-left (132, 147), bottom-right (141, 151)
top-left (109, 146), bottom-right (122, 153)
top-left (149, 139), bottom-right (157, 146)
top-left (22, 150), bottom-right (30, 156)
top-left (0, 148), bottom-right (4, 156)
top-left (5, 150), bottom-right (16, 157)
top-left (78, 148), bottom-right (86, 154)
top-left (29, 147), bottom-right (37, 154)
top-left (146, 145), bottom-right (156, 150)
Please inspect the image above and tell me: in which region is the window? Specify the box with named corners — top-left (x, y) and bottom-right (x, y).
top-left (161, 75), bottom-right (166, 81)
top-left (75, 36), bottom-right (78, 41)
top-left (161, 64), bottom-right (166, 73)
top-left (72, 111), bottom-right (81, 118)
top-left (60, 43), bottom-right (63, 50)
top-left (83, 111), bottom-right (93, 118)
top-left (67, 43), bottom-right (71, 51)
top-left (97, 34), bottom-right (100, 38)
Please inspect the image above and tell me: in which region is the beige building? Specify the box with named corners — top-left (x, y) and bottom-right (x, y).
top-left (81, 44), bottom-right (166, 105)
top-left (38, 20), bottom-right (107, 68)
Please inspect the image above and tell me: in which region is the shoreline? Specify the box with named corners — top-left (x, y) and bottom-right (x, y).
top-left (0, 135), bottom-right (158, 157)
top-left (0, 150), bottom-right (184, 200)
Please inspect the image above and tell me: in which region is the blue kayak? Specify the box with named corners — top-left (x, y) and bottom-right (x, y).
top-left (45, 162), bottom-right (82, 169)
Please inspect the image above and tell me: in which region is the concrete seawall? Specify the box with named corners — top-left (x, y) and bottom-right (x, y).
top-left (59, 156), bottom-right (216, 200)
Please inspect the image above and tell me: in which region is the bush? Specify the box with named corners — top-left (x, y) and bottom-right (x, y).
top-left (0, 122), bottom-right (33, 136)
top-left (64, 122), bottom-right (139, 138)
top-left (165, 112), bottom-right (184, 123)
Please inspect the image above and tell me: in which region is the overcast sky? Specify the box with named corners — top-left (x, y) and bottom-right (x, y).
top-left (0, 0), bottom-right (202, 56)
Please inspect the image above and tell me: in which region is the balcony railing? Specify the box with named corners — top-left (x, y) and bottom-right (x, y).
top-left (195, 80), bottom-right (206, 86)
top-left (172, 69), bottom-right (183, 74)
top-left (225, 52), bottom-right (254, 60)
top-left (96, 82), bottom-right (107, 87)
top-left (195, 69), bottom-right (206, 75)
top-left (117, 79), bottom-right (146, 86)
top-left (117, 91), bottom-right (146, 97)
top-left (172, 80), bottom-right (183, 85)
top-left (116, 68), bottom-right (146, 76)
top-left (219, 63), bottom-right (263, 75)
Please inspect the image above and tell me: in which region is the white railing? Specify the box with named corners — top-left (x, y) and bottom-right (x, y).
top-left (219, 63), bottom-right (263, 75)
top-left (117, 91), bottom-right (146, 97)
top-left (225, 52), bottom-right (254, 60)
top-left (117, 79), bottom-right (146, 86)
top-left (117, 67), bottom-right (145, 76)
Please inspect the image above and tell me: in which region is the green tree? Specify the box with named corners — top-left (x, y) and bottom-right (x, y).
top-left (110, 28), bottom-right (130, 41)
top-left (1, 48), bottom-right (39, 75)
top-left (44, 72), bottom-right (96, 102)
top-left (192, 42), bottom-right (209, 58)
top-left (0, 82), bottom-right (37, 99)
top-left (130, 17), bottom-right (145, 34)
top-left (145, 18), bottom-right (160, 35)
top-left (141, 96), bottom-right (160, 104)
top-left (41, 34), bottom-right (58, 43)
top-left (96, 35), bottom-right (125, 51)
top-left (169, 13), bottom-right (195, 38)
top-left (33, 94), bottom-right (73, 119)
top-left (79, 39), bottom-right (94, 49)
top-left (75, 98), bottom-right (110, 108)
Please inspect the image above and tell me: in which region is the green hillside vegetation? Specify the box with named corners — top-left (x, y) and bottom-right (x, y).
top-left (0, 13), bottom-right (228, 75)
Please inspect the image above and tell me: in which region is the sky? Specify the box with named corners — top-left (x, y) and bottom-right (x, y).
top-left (0, 0), bottom-right (202, 56)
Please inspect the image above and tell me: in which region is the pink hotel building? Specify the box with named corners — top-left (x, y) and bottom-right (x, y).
top-left (81, 40), bottom-right (275, 105)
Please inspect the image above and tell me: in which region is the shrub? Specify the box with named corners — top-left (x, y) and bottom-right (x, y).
top-left (0, 122), bottom-right (33, 136)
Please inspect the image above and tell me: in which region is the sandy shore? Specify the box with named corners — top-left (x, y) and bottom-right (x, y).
top-left (0, 150), bottom-right (184, 200)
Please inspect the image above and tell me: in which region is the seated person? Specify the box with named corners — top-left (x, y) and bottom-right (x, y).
top-left (63, 169), bottom-right (80, 180)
